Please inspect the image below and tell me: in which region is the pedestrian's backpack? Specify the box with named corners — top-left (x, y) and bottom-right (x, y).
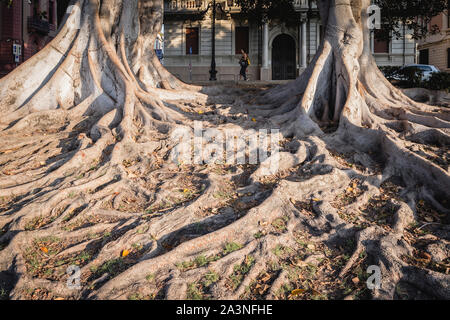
top-left (247, 57), bottom-right (251, 66)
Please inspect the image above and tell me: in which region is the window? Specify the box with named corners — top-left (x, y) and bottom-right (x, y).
top-left (418, 66), bottom-right (432, 71)
top-left (235, 26), bottom-right (249, 54)
top-left (419, 49), bottom-right (429, 65)
top-left (373, 30), bottom-right (389, 53)
top-left (448, 1), bottom-right (450, 29)
top-left (48, 1), bottom-right (54, 25)
top-left (186, 27), bottom-right (199, 55)
top-left (33, 0), bottom-right (40, 17)
top-left (447, 48), bottom-right (450, 68)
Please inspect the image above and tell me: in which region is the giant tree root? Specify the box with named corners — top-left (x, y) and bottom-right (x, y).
top-left (0, 0), bottom-right (449, 300)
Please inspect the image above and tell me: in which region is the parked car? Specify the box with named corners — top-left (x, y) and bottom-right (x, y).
top-left (392, 64), bottom-right (440, 81)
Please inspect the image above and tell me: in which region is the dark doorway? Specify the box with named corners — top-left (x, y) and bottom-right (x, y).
top-left (272, 34), bottom-right (296, 80)
top-left (186, 27), bottom-right (199, 55)
top-left (235, 27), bottom-right (249, 54)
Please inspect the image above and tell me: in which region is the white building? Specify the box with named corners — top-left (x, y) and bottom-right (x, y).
top-left (163, 0), bottom-right (417, 81)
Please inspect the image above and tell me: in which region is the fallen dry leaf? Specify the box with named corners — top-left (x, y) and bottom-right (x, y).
top-left (40, 247), bottom-right (49, 254)
top-left (291, 289), bottom-right (305, 296)
top-left (121, 249), bottom-right (130, 257)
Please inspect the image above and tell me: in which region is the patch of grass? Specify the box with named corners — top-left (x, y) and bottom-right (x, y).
top-left (37, 236), bottom-right (60, 244)
top-left (254, 231), bottom-right (264, 239)
top-left (213, 190), bottom-right (235, 200)
top-left (228, 255), bottom-right (255, 290)
top-left (176, 260), bottom-right (195, 270)
top-left (95, 258), bottom-right (125, 277)
top-left (146, 273), bottom-right (155, 282)
top-left (203, 270), bottom-right (219, 288)
top-left (311, 292), bottom-right (328, 300)
top-left (25, 217), bottom-right (44, 231)
top-left (276, 283), bottom-right (293, 299)
top-left (176, 254), bottom-right (220, 271)
top-left (272, 245), bottom-right (293, 258)
top-left (187, 283), bottom-right (203, 300)
top-left (223, 242), bottom-right (243, 255)
top-left (0, 287), bottom-right (8, 300)
top-left (128, 293), bottom-right (143, 300)
top-left (73, 251), bottom-right (91, 264)
top-left (68, 191), bottom-right (77, 199)
top-left (271, 217), bottom-right (288, 233)
top-left (194, 255), bottom-right (209, 268)
top-left (305, 264), bottom-right (318, 278)
top-left (25, 214), bottom-right (60, 231)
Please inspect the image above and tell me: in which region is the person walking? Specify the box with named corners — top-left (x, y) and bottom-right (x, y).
top-left (239, 49), bottom-right (250, 81)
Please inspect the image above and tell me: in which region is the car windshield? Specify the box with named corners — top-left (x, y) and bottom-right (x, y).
top-left (417, 66), bottom-right (432, 71)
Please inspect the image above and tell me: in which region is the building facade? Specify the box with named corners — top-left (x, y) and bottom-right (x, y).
top-left (417, 10), bottom-right (450, 72)
top-left (0, 0), bottom-right (71, 77)
top-left (163, 0), bottom-right (417, 82)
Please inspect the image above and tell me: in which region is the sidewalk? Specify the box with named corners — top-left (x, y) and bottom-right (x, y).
top-left (187, 80), bottom-right (294, 87)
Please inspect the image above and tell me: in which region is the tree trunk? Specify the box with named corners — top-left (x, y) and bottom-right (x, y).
top-left (258, 0), bottom-right (449, 197)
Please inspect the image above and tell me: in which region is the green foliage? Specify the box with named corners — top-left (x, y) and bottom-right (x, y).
top-left (380, 66), bottom-right (450, 92)
top-left (223, 242), bottom-right (243, 255)
top-left (378, 66), bottom-right (402, 80)
top-left (373, 0), bottom-right (448, 40)
top-left (398, 66), bottom-right (424, 88)
top-left (424, 71), bottom-right (450, 92)
top-left (235, 0), bottom-right (301, 26)
top-left (236, 1), bottom-right (448, 39)
top-left (187, 283), bottom-right (204, 300)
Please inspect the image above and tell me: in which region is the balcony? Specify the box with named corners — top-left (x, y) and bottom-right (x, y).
top-left (27, 16), bottom-right (50, 35)
top-left (164, 0), bottom-right (315, 14)
top-left (293, 0), bottom-right (317, 10)
top-left (165, 0), bottom-right (205, 13)
top-left (165, 0), bottom-right (240, 14)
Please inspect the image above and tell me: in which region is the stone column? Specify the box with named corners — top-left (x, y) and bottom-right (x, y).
top-left (260, 22), bottom-right (270, 81)
top-left (301, 20), bottom-right (307, 68)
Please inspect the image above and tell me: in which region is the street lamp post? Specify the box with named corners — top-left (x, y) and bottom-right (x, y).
top-left (209, 0), bottom-right (217, 81)
top-left (197, 0), bottom-right (230, 81)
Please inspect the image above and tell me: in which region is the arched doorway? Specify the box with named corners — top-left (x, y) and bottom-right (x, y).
top-left (272, 34), bottom-right (296, 80)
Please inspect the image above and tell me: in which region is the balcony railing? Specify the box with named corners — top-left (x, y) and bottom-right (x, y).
top-left (27, 16), bottom-right (50, 35)
top-left (164, 0), bottom-right (313, 14)
top-left (165, 0), bottom-right (205, 12)
top-left (293, 0), bottom-right (317, 10)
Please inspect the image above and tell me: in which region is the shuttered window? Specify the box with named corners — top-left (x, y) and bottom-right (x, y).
top-left (186, 27), bottom-right (199, 55)
top-left (235, 27), bottom-right (249, 54)
top-left (373, 30), bottom-right (389, 53)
